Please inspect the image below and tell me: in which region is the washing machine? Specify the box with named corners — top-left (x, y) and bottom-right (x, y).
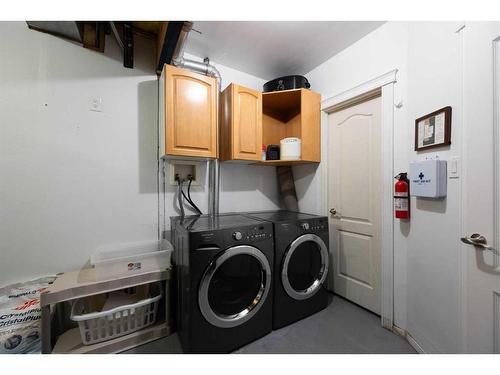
top-left (244, 210), bottom-right (329, 329)
top-left (171, 214), bottom-right (274, 353)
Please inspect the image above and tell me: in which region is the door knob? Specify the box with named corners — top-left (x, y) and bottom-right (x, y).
top-left (329, 208), bottom-right (337, 215)
top-left (460, 233), bottom-right (494, 251)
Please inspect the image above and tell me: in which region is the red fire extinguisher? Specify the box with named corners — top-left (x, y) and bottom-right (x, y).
top-left (394, 173), bottom-right (410, 219)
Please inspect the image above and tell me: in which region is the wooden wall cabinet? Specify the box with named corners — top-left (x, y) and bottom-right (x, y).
top-left (259, 88), bottom-right (321, 165)
top-left (160, 64), bottom-right (218, 159)
top-left (220, 86), bottom-right (321, 165)
top-left (220, 83), bottom-right (263, 162)
top-left (159, 64), bottom-right (321, 164)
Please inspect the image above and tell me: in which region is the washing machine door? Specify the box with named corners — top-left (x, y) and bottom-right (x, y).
top-left (198, 245), bottom-right (272, 328)
top-left (281, 233), bottom-right (329, 300)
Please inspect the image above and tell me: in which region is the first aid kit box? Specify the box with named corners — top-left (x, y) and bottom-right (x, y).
top-left (409, 159), bottom-right (447, 198)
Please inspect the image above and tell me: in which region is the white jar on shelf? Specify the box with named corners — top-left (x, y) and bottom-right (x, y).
top-left (280, 137), bottom-right (301, 160)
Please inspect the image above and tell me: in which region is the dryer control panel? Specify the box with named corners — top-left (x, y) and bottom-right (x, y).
top-left (298, 219), bottom-right (328, 232)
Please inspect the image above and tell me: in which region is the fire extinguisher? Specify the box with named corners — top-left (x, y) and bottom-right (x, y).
top-left (394, 173), bottom-right (410, 219)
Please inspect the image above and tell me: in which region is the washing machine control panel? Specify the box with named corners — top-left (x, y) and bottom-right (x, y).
top-left (229, 225), bottom-right (273, 243)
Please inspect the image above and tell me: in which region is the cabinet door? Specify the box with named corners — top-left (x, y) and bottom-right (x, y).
top-left (300, 89), bottom-right (321, 162)
top-left (232, 84), bottom-right (262, 161)
top-left (165, 65), bottom-right (217, 158)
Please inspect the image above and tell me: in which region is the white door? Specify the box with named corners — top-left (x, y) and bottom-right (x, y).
top-left (462, 22), bottom-right (500, 353)
top-left (327, 96), bottom-right (382, 314)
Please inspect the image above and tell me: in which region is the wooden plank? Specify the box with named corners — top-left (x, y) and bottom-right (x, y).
top-left (82, 22), bottom-right (105, 53)
top-left (156, 21), bottom-right (185, 74)
top-left (156, 22), bottom-right (168, 67)
top-left (219, 84), bottom-right (233, 160)
top-left (253, 160), bottom-right (319, 166)
top-left (133, 21), bottom-right (163, 35)
top-left (123, 22), bottom-right (134, 68)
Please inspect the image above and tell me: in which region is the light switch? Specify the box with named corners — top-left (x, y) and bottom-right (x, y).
top-left (449, 157), bottom-right (460, 179)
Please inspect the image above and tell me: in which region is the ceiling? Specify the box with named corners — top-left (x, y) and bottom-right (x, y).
top-left (184, 21), bottom-right (385, 80)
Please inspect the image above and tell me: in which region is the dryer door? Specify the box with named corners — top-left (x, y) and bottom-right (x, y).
top-left (198, 245), bottom-right (272, 328)
top-left (281, 234), bottom-right (329, 300)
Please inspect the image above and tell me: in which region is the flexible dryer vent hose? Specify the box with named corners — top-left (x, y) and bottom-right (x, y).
top-left (277, 166), bottom-right (299, 212)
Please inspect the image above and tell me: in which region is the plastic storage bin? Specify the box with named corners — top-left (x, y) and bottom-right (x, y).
top-left (90, 240), bottom-right (172, 280)
top-left (70, 284), bottom-right (162, 345)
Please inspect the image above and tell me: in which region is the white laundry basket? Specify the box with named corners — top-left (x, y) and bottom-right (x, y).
top-left (70, 285), bottom-right (162, 345)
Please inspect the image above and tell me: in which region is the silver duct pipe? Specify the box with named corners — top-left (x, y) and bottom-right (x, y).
top-left (174, 56), bottom-right (222, 92)
top-left (171, 22), bottom-right (221, 216)
top-left (277, 166), bottom-right (299, 211)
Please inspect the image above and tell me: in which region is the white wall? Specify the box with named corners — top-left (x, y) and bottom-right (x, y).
top-left (0, 24), bottom-right (280, 286)
top-left (0, 22), bottom-right (159, 285)
top-left (302, 21), bottom-right (465, 353)
top-left (405, 22), bottom-right (463, 353)
top-left (162, 53), bottom-right (280, 229)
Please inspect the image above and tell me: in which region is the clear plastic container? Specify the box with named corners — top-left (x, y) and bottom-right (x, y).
top-left (90, 240), bottom-right (172, 280)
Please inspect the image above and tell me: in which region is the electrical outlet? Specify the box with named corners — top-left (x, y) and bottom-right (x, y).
top-left (90, 97), bottom-right (103, 112)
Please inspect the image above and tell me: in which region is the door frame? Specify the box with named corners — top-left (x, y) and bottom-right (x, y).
top-left (320, 69), bottom-right (398, 329)
top-left (494, 35), bottom-right (500, 354)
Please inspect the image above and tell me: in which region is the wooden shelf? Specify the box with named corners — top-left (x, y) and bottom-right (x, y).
top-left (253, 159), bottom-right (319, 166)
top-left (52, 322), bottom-right (170, 354)
top-left (261, 88), bottom-right (321, 163)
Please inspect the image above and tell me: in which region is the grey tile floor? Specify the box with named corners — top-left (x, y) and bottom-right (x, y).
top-left (123, 295), bottom-right (416, 354)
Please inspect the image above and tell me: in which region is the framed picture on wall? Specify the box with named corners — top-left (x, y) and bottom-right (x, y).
top-left (414, 106), bottom-right (452, 151)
